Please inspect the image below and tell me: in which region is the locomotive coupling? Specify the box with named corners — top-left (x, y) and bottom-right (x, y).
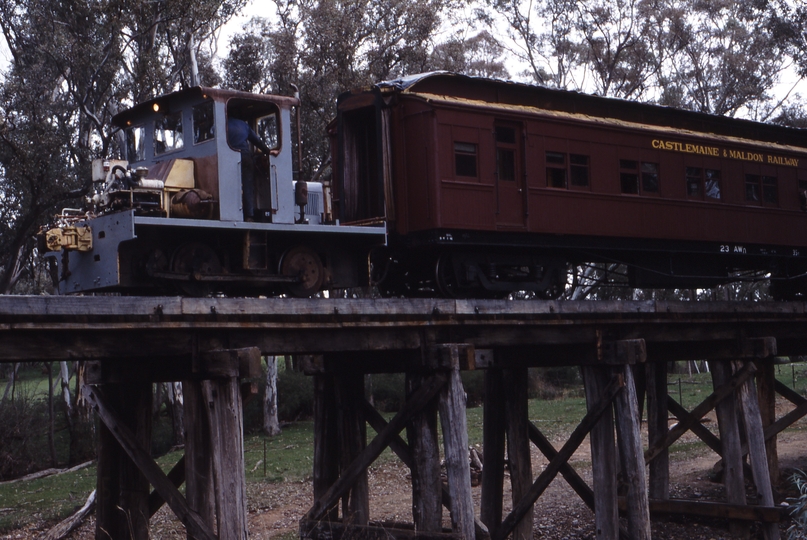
top-left (41, 226), bottom-right (93, 252)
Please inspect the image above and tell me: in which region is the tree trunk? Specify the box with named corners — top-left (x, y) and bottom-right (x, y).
top-left (47, 362), bottom-right (57, 467)
top-left (1, 363), bottom-right (20, 403)
top-left (60, 361), bottom-right (73, 426)
top-left (263, 356), bottom-right (281, 436)
top-left (167, 382), bottom-right (185, 446)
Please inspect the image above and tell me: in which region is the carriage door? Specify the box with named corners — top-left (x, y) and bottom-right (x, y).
top-left (494, 122), bottom-right (526, 228)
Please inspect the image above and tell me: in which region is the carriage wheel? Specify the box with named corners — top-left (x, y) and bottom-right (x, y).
top-left (534, 264), bottom-right (567, 300)
top-left (435, 253), bottom-right (462, 298)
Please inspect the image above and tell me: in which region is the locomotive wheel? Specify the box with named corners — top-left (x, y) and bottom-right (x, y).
top-left (280, 246), bottom-right (324, 297)
top-left (171, 242), bottom-right (222, 297)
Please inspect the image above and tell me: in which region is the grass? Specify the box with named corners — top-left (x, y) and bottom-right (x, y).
top-left (0, 463), bottom-right (96, 531)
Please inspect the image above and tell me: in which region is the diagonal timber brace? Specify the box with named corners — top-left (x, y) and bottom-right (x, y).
top-left (82, 384), bottom-right (217, 540)
top-left (493, 374), bottom-right (625, 540)
top-left (360, 397), bottom-right (492, 540)
top-left (304, 372), bottom-right (447, 524)
top-left (644, 361), bottom-right (757, 464)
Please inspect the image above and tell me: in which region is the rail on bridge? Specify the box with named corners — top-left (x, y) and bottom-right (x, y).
top-left (1, 296), bottom-right (805, 539)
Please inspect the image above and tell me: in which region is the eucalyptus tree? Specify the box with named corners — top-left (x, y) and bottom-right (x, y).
top-left (224, 0), bottom-right (453, 178)
top-left (0, 0), bottom-right (245, 294)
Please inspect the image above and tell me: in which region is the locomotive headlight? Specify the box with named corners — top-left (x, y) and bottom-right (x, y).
top-left (152, 103), bottom-right (160, 112)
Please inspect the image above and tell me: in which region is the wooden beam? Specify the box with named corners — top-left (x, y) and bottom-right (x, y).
top-left (583, 366), bottom-right (620, 540)
top-left (613, 365), bottom-right (651, 540)
top-left (775, 379), bottom-right (806, 406)
top-left (735, 360), bottom-right (780, 540)
top-left (765, 400), bottom-right (807, 440)
top-left (757, 363), bottom-right (778, 483)
top-left (360, 397), bottom-right (414, 469)
top-left (183, 380), bottom-right (216, 536)
top-left (494, 374), bottom-right (624, 540)
top-left (504, 367), bottom-right (532, 540)
top-left (83, 384), bottom-right (217, 540)
top-left (404, 373), bottom-right (442, 533)
top-left (666, 398), bottom-right (723, 456)
top-left (202, 378), bottom-right (249, 540)
top-left (645, 361), bottom-right (757, 463)
top-left (115, 383), bottom-right (152, 540)
top-left (148, 456), bottom-right (185, 517)
top-left (710, 360), bottom-right (749, 537)
top-left (481, 368), bottom-right (506, 536)
top-left (624, 499), bottom-right (784, 523)
top-left (646, 361), bottom-right (669, 500)
top-left (305, 372), bottom-right (447, 523)
top-left (95, 392), bottom-right (122, 540)
top-left (527, 423), bottom-right (594, 510)
top-left (313, 374), bottom-right (339, 522)
top-left (300, 518), bottom-right (462, 539)
top-left (600, 339), bottom-right (646, 365)
top-left (335, 372), bottom-right (369, 525)
top-left (363, 389), bottom-right (488, 539)
top-left (438, 348), bottom-right (476, 540)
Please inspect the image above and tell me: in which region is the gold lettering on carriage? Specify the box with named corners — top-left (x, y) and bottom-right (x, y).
top-left (651, 139), bottom-right (719, 156)
top-left (651, 139), bottom-right (800, 167)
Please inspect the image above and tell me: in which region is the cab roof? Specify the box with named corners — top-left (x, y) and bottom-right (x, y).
top-left (111, 86), bottom-right (299, 129)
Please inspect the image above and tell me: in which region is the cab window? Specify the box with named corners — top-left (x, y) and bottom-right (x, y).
top-left (126, 125), bottom-right (146, 162)
top-left (154, 111), bottom-right (184, 155)
top-left (193, 101), bottom-right (215, 144)
top-left (256, 113), bottom-right (279, 151)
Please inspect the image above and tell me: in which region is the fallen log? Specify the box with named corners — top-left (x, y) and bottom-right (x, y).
top-left (39, 490), bottom-right (96, 540)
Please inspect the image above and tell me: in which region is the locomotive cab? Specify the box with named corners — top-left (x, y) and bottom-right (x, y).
top-left (113, 87), bottom-right (298, 223)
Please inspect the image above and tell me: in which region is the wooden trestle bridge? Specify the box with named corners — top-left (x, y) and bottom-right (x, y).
top-left (2, 296), bottom-right (806, 540)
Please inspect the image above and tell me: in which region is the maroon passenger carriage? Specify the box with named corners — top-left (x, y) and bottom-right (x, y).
top-left (335, 73), bottom-right (807, 299)
top-left (42, 73), bottom-right (807, 298)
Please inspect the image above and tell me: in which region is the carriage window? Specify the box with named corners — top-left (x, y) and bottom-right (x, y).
top-left (763, 176), bottom-right (778, 204)
top-left (705, 169), bottom-right (721, 200)
top-left (154, 112), bottom-right (184, 155)
top-left (546, 152), bottom-right (566, 188)
top-left (641, 163), bottom-right (659, 193)
top-left (746, 174), bottom-right (760, 201)
top-left (799, 178), bottom-right (807, 211)
top-left (126, 125), bottom-right (146, 162)
top-left (570, 154), bottom-right (589, 187)
top-left (687, 168), bottom-right (721, 200)
top-left (746, 174), bottom-right (778, 205)
top-left (257, 113), bottom-right (280, 150)
top-left (193, 101), bottom-right (215, 144)
top-left (620, 160), bottom-right (639, 194)
top-left (496, 126), bottom-right (517, 181)
top-left (547, 152), bottom-right (589, 188)
top-left (686, 167), bottom-right (702, 198)
top-left (454, 142), bottom-right (478, 177)
top-left (620, 159), bottom-right (658, 195)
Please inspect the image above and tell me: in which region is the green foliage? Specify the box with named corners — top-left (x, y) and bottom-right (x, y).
top-left (787, 469), bottom-right (807, 539)
top-left (277, 369), bottom-right (315, 421)
top-left (0, 383), bottom-right (96, 481)
top-left (461, 371), bottom-right (486, 407)
top-left (368, 373), bottom-right (406, 413)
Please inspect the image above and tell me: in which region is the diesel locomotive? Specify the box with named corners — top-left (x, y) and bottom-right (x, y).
top-left (42, 73), bottom-right (807, 298)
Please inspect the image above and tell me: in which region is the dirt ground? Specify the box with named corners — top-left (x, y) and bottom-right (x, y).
top-left (5, 413), bottom-right (807, 539)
